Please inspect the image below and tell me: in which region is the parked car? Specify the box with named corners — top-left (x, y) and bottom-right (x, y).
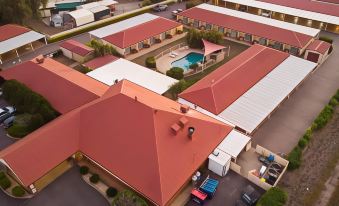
top-left (153, 4), bottom-right (168, 12)
top-left (0, 106), bottom-right (16, 123)
top-left (241, 185), bottom-right (260, 206)
top-left (3, 116), bottom-right (15, 129)
top-left (172, 9), bottom-right (183, 17)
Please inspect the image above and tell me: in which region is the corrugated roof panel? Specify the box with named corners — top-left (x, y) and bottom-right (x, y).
top-left (219, 55), bottom-right (317, 133)
top-left (0, 31), bottom-right (45, 54)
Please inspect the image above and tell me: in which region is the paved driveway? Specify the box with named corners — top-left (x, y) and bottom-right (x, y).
top-left (0, 98), bottom-right (16, 150)
top-left (186, 171), bottom-right (265, 206)
top-left (252, 31), bottom-right (339, 154)
top-left (0, 166), bottom-right (109, 206)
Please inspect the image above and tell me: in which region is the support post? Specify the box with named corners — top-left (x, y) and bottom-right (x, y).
top-left (30, 43), bottom-right (34, 51)
top-left (15, 49), bottom-right (19, 57)
top-left (44, 37), bottom-right (47, 45)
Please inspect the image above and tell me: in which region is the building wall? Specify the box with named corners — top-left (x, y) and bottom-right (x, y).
top-left (61, 48), bottom-right (73, 59)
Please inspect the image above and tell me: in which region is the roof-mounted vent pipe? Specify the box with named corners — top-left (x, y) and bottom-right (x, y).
top-left (36, 56), bottom-right (44, 64)
top-left (180, 105), bottom-right (189, 113)
top-left (114, 79), bottom-right (119, 84)
top-left (134, 96), bottom-right (138, 101)
top-left (188, 127), bottom-right (195, 139)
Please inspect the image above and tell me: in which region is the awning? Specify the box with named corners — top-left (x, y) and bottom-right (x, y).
top-left (217, 130), bottom-right (251, 158)
top-left (202, 39), bottom-right (226, 56)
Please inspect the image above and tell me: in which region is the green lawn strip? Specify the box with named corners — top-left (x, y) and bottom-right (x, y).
top-left (287, 90), bottom-right (339, 170)
top-left (303, 152), bottom-right (339, 206)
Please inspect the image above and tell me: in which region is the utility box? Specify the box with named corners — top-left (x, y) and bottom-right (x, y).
top-left (208, 148), bottom-right (231, 177)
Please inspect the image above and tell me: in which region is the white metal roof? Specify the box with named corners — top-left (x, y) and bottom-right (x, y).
top-left (87, 58), bottom-right (178, 94)
top-left (197, 3), bottom-right (320, 37)
top-left (0, 31), bottom-right (45, 55)
top-left (76, 2), bottom-right (100, 9)
top-left (218, 55), bottom-right (317, 134)
top-left (222, 0), bottom-right (339, 25)
top-left (67, 9), bottom-right (94, 26)
top-left (89, 13), bottom-right (159, 38)
top-left (217, 130), bottom-right (251, 158)
top-left (208, 148), bottom-right (231, 166)
top-left (99, 0), bottom-right (118, 6)
top-left (88, 5), bottom-right (110, 13)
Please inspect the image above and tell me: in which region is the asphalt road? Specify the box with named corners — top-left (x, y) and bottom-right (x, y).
top-left (0, 166), bottom-right (109, 206)
top-left (252, 31), bottom-right (339, 154)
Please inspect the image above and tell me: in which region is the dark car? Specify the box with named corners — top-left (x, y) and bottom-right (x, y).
top-left (153, 4), bottom-right (168, 12)
top-left (0, 106), bottom-right (16, 123)
top-left (241, 185), bottom-right (260, 206)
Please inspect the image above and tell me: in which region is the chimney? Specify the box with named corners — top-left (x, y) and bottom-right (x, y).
top-left (188, 127), bottom-right (195, 139)
top-left (36, 56), bottom-right (45, 64)
top-left (178, 117), bottom-right (188, 128)
top-left (171, 123), bottom-right (181, 135)
top-left (134, 96), bottom-right (138, 101)
top-left (180, 105), bottom-right (189, 113)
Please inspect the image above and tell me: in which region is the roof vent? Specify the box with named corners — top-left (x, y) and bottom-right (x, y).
top-left (114, 79), bottom-right (119, 84)
top-left (188, 127), bottom-right (195, 139)
top-left (171, 123), bottom-right (181, 135)
top-left (134, 96), bottom-right (138, 101)
top-left (178, 117), bottom-right (188, 128)
top-left (180, 105), bottom-right (189, 113)
top-left (36, 56), bottom-right (45, 64)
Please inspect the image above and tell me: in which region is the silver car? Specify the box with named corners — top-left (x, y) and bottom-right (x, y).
top-left (0, 106), bottom-right (16, 123)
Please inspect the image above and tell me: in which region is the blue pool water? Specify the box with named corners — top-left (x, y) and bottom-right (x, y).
top-left (171, 52), bottom-right (204, 71)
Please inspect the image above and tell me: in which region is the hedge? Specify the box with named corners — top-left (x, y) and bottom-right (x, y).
top-left (90, 174), bottom-right (100, 184)
top-left (0, 175), bottom-right (11, 190)
top-left (186, 0), bottom-right (203, 9)
top-left (166, 67), bottom-right (184, 80)
top-left (145, 56), bottom-right (156, 68)
top-left (319, 36), bottom-right (333, 44)
top-left (287, 90), bottom-right (338, 170)
top-left (112, 190), bottom-right (148, 206)
top-left (12, 186), bottom-right (25, 197)
top-left (79, 166), bottom-right (89, 175)
top-left (0, 171), bottom-right (5, 179)
top-left (2, 80), bottom-right (58, 123)
top-left (257, 187), bottom-right (287, 206)
top-left (106, 187), bottom-right (118, 198)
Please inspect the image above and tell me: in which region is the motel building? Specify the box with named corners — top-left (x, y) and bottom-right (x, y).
top-left (213, 0), bottom-right (339, 34)
top-left (89, 13), bottom-right (184, 57)
top-left (177, 4), bottom-right (322, 57)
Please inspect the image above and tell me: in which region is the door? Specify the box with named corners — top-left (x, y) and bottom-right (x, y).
top-left (306, 52), bottom-right (320, 63)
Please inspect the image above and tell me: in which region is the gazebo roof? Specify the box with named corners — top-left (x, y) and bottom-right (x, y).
top-left (203, 39), bottom-right (226, 56)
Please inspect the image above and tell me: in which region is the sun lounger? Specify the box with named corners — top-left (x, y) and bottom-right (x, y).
top-left (169, 53), bottom-right (176, 58)
top-left (172, 51), bottom-right (179, 56)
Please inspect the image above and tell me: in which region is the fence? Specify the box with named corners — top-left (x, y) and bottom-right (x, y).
top-left (154, 42), bottom-right (187, 59)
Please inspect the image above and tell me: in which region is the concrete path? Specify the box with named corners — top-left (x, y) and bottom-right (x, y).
top-left (252, 31), bottom-right (339, 154)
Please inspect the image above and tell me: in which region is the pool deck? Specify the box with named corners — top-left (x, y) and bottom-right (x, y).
top-left (156, 48), bottom-right (204, 74)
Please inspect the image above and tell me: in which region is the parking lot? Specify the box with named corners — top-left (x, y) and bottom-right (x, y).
top-left (0, 98), bottom-right (16, 150)
top-left (186, 171), bottom-right (265, 206)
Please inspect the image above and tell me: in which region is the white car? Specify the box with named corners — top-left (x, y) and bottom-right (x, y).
top-left (172, 9), bottom-right (183, 17)
top-left (0, 106), bottom-right (16, 123)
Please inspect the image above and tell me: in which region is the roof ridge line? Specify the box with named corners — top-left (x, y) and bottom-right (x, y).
top-left (293, 31), bottom-right (303, 48)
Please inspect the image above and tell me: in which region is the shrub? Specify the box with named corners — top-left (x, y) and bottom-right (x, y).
top-left (298, 138), bottom-right (308, 149)
top-left (155, 38), bottom-right (161, 43)
top-left (142, 0), bottom-right (152, 6)
top-left (78, 66), bottom-right (92, 74)
top-left (313, 105), bottom-right (334, 130)
top-left (257, 187), bottom-right (287, 206)
top-left (288, 146), bottom-right (302, 170)
top-left (334, 90), bottom-right (339, 101)
top-left (28, 114), bottom-right (44, 132)
top-left (87, 39), bottom-right (121, 57)
top-left (106, 187), bottom-right (118, 198)
top-left (0, 177), bottom-right (11, 190)
top-left (165, 34), bottom-right (173, 39)
top-left (7, 124), bottom-right (31, 138)
top-left (303, 127), bottom-right (312, 141)
top-left (168, 79), bottom-right (197, 99)
top-left (186, 0), bottom-right (202, 9)
top-left (90, 174), bottom-right (100, 184)
top-left (12, 186), bottom-right (25, 197)
top-left (189, 63), bottom-right (198, 69)
top-left (131, 48), bottom-right (138, 54)
top-left (329, 97), bottom-right (338, 107)
top-left (319, 36), bottom-right (333, 44)
top-left (79, 166), bottom-right (89, 175)
top-left (145, 56), bottom-right (156, 68)
top-left (166, 67), bottom-right (184, 80)
top-left (176, 30), bottom-right (183, 34)
top-left (112, 190), bottom-right (148, 206)
top-left (0, 172), bottom-right (5, 180)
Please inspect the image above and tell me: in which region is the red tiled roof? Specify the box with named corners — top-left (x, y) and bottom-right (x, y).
top-left (0, 57), bottom-right (108, 114)
top-left (258, 0), bottom-right (339, 17)
top-left (60, 39), bottom-right (94, 56)
top-left (0, 80), bottom-right (233, 206)
top-left (83, 55), bottom-right (119, 69)
top-left (0, 24), bottom-right (30, 42)
top-left (179, 45), bottom-right (289, 114)
top-left (179, 7), bottom-right (314, 48)
top-left (103, 17), bottom-right (181, 48)
top-left (306, 39), bottom-right (331, 54)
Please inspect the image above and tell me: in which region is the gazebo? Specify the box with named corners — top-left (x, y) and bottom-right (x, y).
top-left (201, 39), bottom-right (229, 70)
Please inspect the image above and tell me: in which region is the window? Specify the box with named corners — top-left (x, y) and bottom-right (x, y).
top-left (138, 42), bottom-right (143, 49)
top-left (274, 42), bottom-right (283, 50)
top-left (230, 30), bottom-right (238, 38)
top-left (206, 24), bottom-right (212, 30)
top-left (160, 33), bottom-right (165, 40)
top-left (290, 47), bottom-right (299, 55)
top-left (125, 47), bottom-right (131, 54)
top-left (194, 20), bottom-right (199, 28)
top-left (218, 27), bottom-right (224, 33)
top-left (244, 34), bottom-right (252, 42)
top-left (259, 38), bottom-right (267, 45)
top-left (183, 17), bottom-right (188, 24)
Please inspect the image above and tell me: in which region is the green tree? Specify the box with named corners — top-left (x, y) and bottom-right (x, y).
top-left (0, 0), bottom-right (36, 24)
top-left (166, 67), bottom-right (184, 80)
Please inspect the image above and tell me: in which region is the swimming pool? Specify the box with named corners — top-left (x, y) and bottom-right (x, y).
top-left (171, 52), bottom-right (204, 71)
